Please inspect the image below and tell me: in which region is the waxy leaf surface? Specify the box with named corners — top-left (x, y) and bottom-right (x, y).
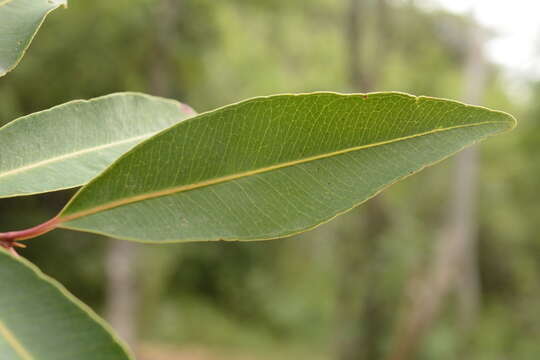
top-left (0, 248), bottom-right (132, 360)
top-left (57, 92), bottom-right (515, 242)
top-left (0, 93), bottom-right (195, 198)
top-left (0, 0), bottom-right (66, 77)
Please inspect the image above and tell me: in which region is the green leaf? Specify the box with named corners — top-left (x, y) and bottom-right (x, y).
top-left (55, 92), bottom-right (515, 242)
top-left (0, 92), bottom-right (195, 198)
top-left (0, 248), bottom-right (132, 360)
top-left (0, 0), bottom-right (66, 77)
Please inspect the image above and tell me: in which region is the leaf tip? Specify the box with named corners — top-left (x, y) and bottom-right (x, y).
top-left (180, 102), bottom-right (197, 116)
top-left (506, 112), bottom-right (518, 131)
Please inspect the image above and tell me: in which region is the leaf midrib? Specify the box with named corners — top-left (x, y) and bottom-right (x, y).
top-left (0, 319), bottom-right (34, 360)
top-left (61, 120), bottom-right (508, 222)
top-left (0, 133), bottom-right (152, 180)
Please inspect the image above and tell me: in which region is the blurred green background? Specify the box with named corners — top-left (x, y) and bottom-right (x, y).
top-left (1, 0), bottom-right (538, 359)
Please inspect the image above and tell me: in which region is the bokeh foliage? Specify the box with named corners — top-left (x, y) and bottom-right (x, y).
top-left (0, 0), bottom-right (537, 359)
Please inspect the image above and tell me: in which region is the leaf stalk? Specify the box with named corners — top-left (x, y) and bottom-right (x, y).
top-left (0, 217), bottom-right (60, 242)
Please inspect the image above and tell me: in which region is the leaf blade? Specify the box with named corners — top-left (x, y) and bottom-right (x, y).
top-left (0, 0), bottom-right (66, 77)
top-left (0, 92), bottom-right (195, 198)
top-left (0, 248), bottom-right (132, 360)
top-left (58, 92), bottom-right (516, 242)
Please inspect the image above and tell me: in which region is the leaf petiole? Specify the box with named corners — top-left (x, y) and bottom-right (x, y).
top-left (0, 217), bottom-right (59, 242)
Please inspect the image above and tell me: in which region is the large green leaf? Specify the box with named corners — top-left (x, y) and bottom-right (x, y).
top-left (0, 248), bottom-right (132, 359)
top-left (19, 92), bottom-right (516, 242)
top-left (0, 0), bottom-right (66, 77)
top-left (0, 92), bottom-right (195, 198)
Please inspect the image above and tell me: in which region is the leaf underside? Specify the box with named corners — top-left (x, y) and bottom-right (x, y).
top-left (0, 248), bottom-right (132, 360)
top-left (0, 92), bottom-right (195, 198)
top-left (0, 0), bottom-right (66, 77)
top-left (56, 92), bottom-right (515, 242)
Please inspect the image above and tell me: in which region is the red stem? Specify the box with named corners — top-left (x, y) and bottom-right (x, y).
top-left (0, 217), bottom-right (60, 242)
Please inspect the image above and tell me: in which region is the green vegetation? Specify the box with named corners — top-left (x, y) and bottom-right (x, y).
top-left (0, 0), bottom-right (535, 359)
top-left (0, 248), bottom-right (131, 359)
top-left (0, 0), bottom-right (66, 77)
top-left (0, 93), bottom-right (194, 197)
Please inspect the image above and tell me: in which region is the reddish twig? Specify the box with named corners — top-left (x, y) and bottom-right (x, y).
top-left (0, 217), bottom-right (61, 254)
top-left (0, 217), bottom-right (60, 242)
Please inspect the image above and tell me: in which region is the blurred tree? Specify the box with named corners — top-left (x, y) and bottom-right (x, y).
top-left (388, 18), bottom-right (487, 360)
top-left (106, 239), bottom-right (139, 349)
top-left (105, 0), bottom-right (187, 351)
top-left (335, 1), bottom-right (392, 360)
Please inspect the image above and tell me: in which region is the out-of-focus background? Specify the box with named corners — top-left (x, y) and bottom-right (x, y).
top-left (1, 0), bottom-right (538, 359)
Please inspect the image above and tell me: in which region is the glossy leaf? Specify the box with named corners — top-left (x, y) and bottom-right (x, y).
top-left (0, 0), bottom-right (66, 77)
top-left (53, 92), bottom-right (515, 242)
top-left (0, 92), bottom-right (195, 198)
top-left (0, 248), bottom-right (132, 359)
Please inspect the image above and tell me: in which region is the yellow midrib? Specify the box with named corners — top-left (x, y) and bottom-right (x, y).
top-left (0, 133), bottom-right (152, 180)
top-left (0, 319), bottom-right (34, 360)
top-left (61, 120), bottom-right (508, 222)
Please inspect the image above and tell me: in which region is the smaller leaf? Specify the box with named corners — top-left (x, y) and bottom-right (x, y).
top-left (0, 0), bottom-right (67, 77)
top-left (0, 248), bottom-right (133, 360)
top-left (0, 92), bottom-right (195, 198)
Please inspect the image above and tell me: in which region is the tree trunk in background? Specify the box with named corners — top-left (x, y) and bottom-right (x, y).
top-left (454, 18), bottom-right (485, 329)
top-left (336, 199), bottom-right (391, 360)
top-left (104, 0), bottom-right (181, 353)
top-left (345, 0), bottom-right (371, 91)
top-left (105, 240), bottom-right (139, 349)
top-left (335, 1), bottom-right (390, 359)
top-left (387, 19), bottom-right (486, 360)
top-left (149, 0), bottom-right (180, 97)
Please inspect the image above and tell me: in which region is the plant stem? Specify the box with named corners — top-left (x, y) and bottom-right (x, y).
top-left (0, 217), bottom-right (60, 242)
